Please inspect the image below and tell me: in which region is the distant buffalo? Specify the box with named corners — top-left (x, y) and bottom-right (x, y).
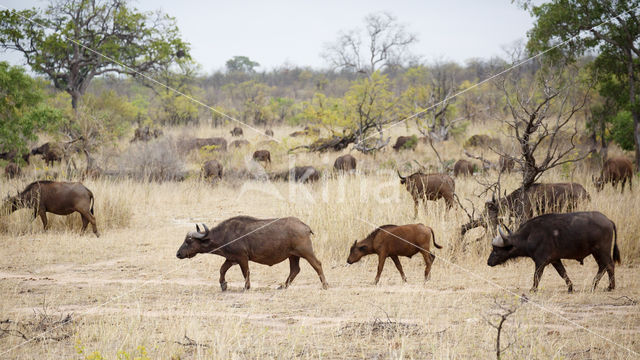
top-left (3, 180), bottom-right (99, 236)
top-left (593, 156), bottom-right (633, 193)
top-left (347, 224), bottom-right (442, 284)
top-left (31, 142), bottom-right (63, 166)
top-left (131, 126), bottom-right (162, 142)
top-left (397, 171), bottom-right (455, 217)
top-left (0, 150), bottom-right (30, 164)
top-left (202, 160), bottom-right (223, 180)
top-left (274, 166), bottom-right (320, 183)
top-left (230, 139), bottom-right (250, 148)
top-left (453, 159), bottom-right (474, 177)
top-left (265, 129), bottom-right (274, 137)
top-left (333, 154), bottom-right (356, 172)
top-left (179, 137), bottom-right (227, 154)
top-left (4, 163), bottom-right (21, 179)
top-left (393, 136), bottom-right (417, 151)
top-left (464, 134), bottom-right (499, 149)
top-left (176, 216), bottom-right (328, 290)
top-left (230, 127), bottom-right (243, 137)
top-left (499, 155), bottom-right (515, 174)
top-left (252, 150), bottom-right (271, 164)
top-left (489, 211), bottom-right (619, 292)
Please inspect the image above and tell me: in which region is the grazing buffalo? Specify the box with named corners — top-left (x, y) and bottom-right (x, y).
top-left (397, 171), bottom-right (455, 217)
top-left (333, 154), bottom-right (357, 172)
top-left (488, 211), bottom-right (619, 292)
top-left (464, 134), bottom-right (500, 149)
top-left (593, 156), bottom-right (633, 193)
top-left (0, 150), bottom-right (30, 164)
top-left (202, 160), bottom-right (223, 180)
top-left (392, 136), bottom-right (417, 151)
top-left (252, 150), bottom-right (271, 164)
top-left (273, 166), bottom-right (320, 183)
top-left (453, 159), bottom-right (474, 177)
top-left (230, 139), bottom-right (250, 148)
top-left (265, 129), bottom-right (274, 137)
top-left (3, 181), bottom-right (99, 236)
top-left (347, 224), bottom-right (442, 284)
top-left (31, 142), bottom-right (63, 166)
top-left (131, 126), bottom-right (162, 142)
top-left (499, 155), bottom-right (515, 174)
top-left (176, 216), bottom-right (328, 290)
top-left (230, 127), bottom-right (243, 137)
top-left (5, 163), bottom-right (21, 179)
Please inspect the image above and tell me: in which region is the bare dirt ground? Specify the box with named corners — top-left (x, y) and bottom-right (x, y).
top-left (1, 156), bottom-right (639, 359)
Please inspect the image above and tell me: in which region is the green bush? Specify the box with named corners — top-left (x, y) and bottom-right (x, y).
top-left (609, 110), bottom-right (634, 151)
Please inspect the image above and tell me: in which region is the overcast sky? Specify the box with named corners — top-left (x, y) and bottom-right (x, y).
top-left (1, 0), bottom-right (537, 73)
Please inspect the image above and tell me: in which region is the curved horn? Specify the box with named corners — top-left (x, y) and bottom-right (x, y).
top-left (196, 224), bottom-right (201, 233)
top-left (497, 225), bottom-right (511, 247)
top-left (492, 226), bottom-right (506, 247)
top-left (397, 170), bottom-right (405, 180)
top-left (202, 223), bottom-right (209, 235)
top-left (491, 192), bottom-right (496, 203)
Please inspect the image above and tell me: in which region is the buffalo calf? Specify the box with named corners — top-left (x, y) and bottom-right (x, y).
top-left (593, 156), bottom-right (633, 193)
top-left (398, 171), bottom-right (455, 217)
top-left (347, 224), bottom-right (442, 284)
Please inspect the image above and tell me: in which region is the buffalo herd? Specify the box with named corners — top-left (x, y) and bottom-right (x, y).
top-left (1, 132), bottom-right (636, 294)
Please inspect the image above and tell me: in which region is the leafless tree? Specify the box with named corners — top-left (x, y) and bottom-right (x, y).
top-left (322, 12), bottom-right (417, 75)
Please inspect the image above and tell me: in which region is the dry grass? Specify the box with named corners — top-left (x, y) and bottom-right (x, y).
top-left (1, 123), bottom-right (639, 359)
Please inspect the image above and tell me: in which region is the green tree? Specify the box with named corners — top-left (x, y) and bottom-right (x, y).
top-left (0, 62), bottom-right (62, 161)
top-left (225, 56), bottom-right (260, 73)
top-left (525, 0), bottom-right (640, 169)
top-left (0, 0), bottom-right (189, 110)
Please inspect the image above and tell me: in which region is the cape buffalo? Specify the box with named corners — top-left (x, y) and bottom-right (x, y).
top-left (397, 171), bottom-right (455, 218)
top-left (0, 150), bottom-right (30, 164)
top-left (202, 160), bottom-right (223, 180)
top-left (392, 136), bottom-right (417, 151)
top-left (176, 216), bottom-right (328, 290)
top-left (273, 166), bottom-right (320, 183)
top-left (230, 127), bottom-right (243, 137)
top-left (593, 156), bottom-right (633, 193)
top-left (3, 181), bottom-right (99, 237)
top-left (5, 163), bottom-right (21, 179)
top-left (31, 142), bottom-right (63, 166)
top-left (333, 154), bottom-right (356, 172)
top-left (347, 224), bottom-right (442, 284)
top-left (453, 159), bottom-right (474, 177)
top-left (499, 155), bottom-right (515, 174)
top-left (265, 129), bottom-right (274, 137)
top-left (252, 150), bottom-right (271, 164)
top-left (488, 211), bottom-right (620, 292)
top-left (230, 139), bottom-right (250, 148)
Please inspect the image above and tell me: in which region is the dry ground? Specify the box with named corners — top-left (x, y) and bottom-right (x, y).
top-left (1, 124), bottom-right (639, 359)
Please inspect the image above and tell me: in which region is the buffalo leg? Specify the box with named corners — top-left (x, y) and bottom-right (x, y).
top-left (592, 254), bottom-right (615, 291)
top-left (621, 178), bottom-right (627, 193)
top-left (531, 262), bottom-right (546, 292)
top-left (374, 254), bottom-right (387, 285)
top-left (284, 256), bottom-right (301, 288)
top-left (551, 261), bottom-right (573, 293)
top-left (238, 258), bottom-right (250, 290)
top-left (413, 201), bottom-right (419, 219)
top-left (219, 260), bottom-right (234, 291)
top-left (38, 210), bottom-right (48, 230)
top-left (420, 251), bottom-right (435, 281)
top-left (79, 210), bottom-right (100, 237)
top-left (390, 256), bottom-right (407, 282)
top-left (301, 253), bottom-right (328, 289)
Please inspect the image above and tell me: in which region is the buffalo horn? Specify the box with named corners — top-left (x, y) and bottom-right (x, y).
top-left (497, 225), bottom-right (510, 246)
top-left (196, 224), bottom-right (201, 233)
top-left (396, 170), bottom-right (405, 180)
top-left (202, 223), bottom-right (209, 235)
top-left (492, 226), bottom-right (505, 247)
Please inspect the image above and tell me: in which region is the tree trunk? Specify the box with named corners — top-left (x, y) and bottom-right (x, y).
top-left (629, 51), bottom-right (640, 171)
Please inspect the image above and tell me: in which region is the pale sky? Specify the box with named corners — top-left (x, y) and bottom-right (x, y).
top-left (0, 0), bottom-right (537, 73)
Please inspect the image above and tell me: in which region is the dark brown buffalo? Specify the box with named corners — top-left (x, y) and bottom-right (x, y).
top-left (202, 160), bottom-right (223, 180)
top-left (453, 159), bottom-right (474, 177)
top-left (397, 171), bottom-right (455, 217)
top-left (392, 136), bottom-right (417, 151)
top-left (3, 181), bottom-right (99, 236)
top-left (265, 129), bottom-right (274, 137)
top-left (0, 150), bottom-right (30, 164)
top-left (5, 163), bottom-right (21, 179)
top-left (333, 154), bottom-right (357, 172)
top-left (252, 150), bottom-right (271, 164)
top-left (230, 139), bottom-right (250, 148)
top-left (179, 137), bottom-right (227, 154)
top-left (464, 134), bottom-right (499, 148)
top-left (593, 156), bottom-right (633, 193)
top-left (347, 224), bottom-right (442, 284)
top-left (230, 127), bottom-right (243, 137)
top-left (499, 155), bottom-right (515, 173)
top-left (31, 142), bottom-right (63, 166)
top-left (488, 211), bottom-right (619, 292)
top-left (273, 166), bottom-right (320, 183)
top-left (176, 216), bottom-right (328, 290)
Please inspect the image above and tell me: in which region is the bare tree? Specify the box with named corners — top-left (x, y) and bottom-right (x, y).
top-left (461, 61), bottom-right (592, 235)
top-left (322, 12), bottom-right (417, 75)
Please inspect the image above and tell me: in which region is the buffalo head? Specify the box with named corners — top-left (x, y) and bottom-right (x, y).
top-left (487, 225), bottom-right (513, 266)
top-left (397, 170), bottom-right (407, 185)
top-left (592, 175), bottom-right (604, 192)
top-left (347, 240), bottom-right (370, 264)
top-left (176, 224), bottom-right (211, 259)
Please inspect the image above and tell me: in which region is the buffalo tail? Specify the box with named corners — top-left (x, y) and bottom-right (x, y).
top-left (430, 227), bottom-right (442, 249)
top-left (612, 221), bottom-right (620, 264)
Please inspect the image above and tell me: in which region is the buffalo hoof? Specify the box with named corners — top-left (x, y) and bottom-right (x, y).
top-left (567, 285), bottom-right (573, 293)
top-left (322, 283), bottom-right (329, 290)
top-left (220, 282), bottom-right (227, 291)
top-left (529, 287), bottom-right (538, 293)
top-left (277, 283), bottom-right (287, 290)
top-left (606, 286), bottom-right (614, 292)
